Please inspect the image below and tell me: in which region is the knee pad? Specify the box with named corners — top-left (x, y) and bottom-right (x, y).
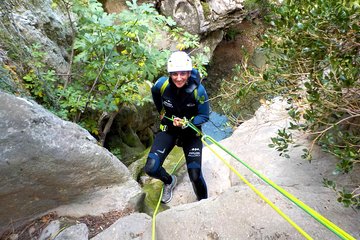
top-left (145, 153), bottom-right (160, 176)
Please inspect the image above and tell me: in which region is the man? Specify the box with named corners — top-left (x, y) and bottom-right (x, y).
top-left (145, 51), bottom-right (210, 203)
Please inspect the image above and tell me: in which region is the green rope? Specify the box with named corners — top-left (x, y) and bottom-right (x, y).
top-left (202, 134), bottom-right (354, 240)
top-left (163, 115), bottom-right (355, 240)
top-left (202, 136), bottom-right (313, 239)
top-left (186, 121), bottom-right (355, 240)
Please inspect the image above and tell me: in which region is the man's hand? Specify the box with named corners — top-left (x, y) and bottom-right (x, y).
top-left (173, 117), bottom-right (189, 129)
top-left (173, 117), bottom-right (184, 127)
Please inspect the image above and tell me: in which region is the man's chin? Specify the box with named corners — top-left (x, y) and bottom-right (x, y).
top-left (174, 82), bottom-right (186, 88)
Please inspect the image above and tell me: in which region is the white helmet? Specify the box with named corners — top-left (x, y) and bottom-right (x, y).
top-left (167, 51), bottom-right (192, 73)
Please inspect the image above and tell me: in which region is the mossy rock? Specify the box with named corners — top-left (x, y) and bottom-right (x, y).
top-left (201, 1), bottom-right (211, 20)
top-left (141, 146), bottom-right (185, 215)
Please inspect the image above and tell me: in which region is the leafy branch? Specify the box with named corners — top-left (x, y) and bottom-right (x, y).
top-left (219, 0), bottom-right (359, 207)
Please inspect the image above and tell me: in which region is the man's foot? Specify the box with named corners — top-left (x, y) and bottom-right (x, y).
top-left (161, 175), bottom-right (177, 204)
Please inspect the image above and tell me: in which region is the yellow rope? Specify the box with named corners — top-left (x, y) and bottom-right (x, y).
top-left (202, 140), bottom-right (314, 239)
top-left (161, 116), bottom-right (356, 239)
top-left (202, 135), bottom-right (356, 240)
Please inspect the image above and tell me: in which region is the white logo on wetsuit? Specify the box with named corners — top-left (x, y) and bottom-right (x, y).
top-left (188, 148), bottom-right (200, 157)
top-left (157, 148), bottom-right (166, 154)
top-left (163, 100), bottom-right (173, 108)
top-left (186, 103), bottom-right (195, 107)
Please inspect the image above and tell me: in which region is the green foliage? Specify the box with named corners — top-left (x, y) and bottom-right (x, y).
top-left (69, 0), bottom-right (171, 116)
top-left (22, 44), bottom-right (61, 110)
top-left (223, 0), bottom-right (359, 206)
top-left (263, 0), bottom-right (359, 167)
top-left (191, 46), bottom-right (210, 78)
top-left (170, 28), bottom-right (200, 51)
top-left (110, 147), bottom-right (122, 160)
top-left (266, 0), bottom-right (359, 207)
top-left (223, 28), bottom-right (241, 41)
top-left (268, 128), bottom-right (294, 159)
top-left (12, 0), bottom-right (206, 156)
top-left (323, 179), bottom-right (360, 208)
top-left (218, 61), bottom-right (267, 124)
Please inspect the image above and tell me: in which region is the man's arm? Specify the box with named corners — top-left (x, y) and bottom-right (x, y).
top-left (192, 84), bottom-right (210, 126)
top-left (151, 76), bottom-right (167, 113)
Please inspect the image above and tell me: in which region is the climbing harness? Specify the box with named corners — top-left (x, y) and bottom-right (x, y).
top-left (151, 116), bottom-right (356, 240)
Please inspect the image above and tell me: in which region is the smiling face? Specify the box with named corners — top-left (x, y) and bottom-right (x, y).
top-left (170, 71), bottom-right (191, 88)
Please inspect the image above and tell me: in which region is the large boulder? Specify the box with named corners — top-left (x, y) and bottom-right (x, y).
top-left (159, 0), bottom-right (248, 60)
top-left (0, 91), bottom-right (143, 235)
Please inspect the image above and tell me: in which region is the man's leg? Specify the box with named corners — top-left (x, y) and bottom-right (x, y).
top-left (183, 136), bottom-right (208, 200)
top-left (144, 131), bottom-right (176, 184)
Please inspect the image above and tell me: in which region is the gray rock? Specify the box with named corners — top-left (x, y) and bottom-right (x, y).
top-left (1, 0), bottom-right (72, 75)
top-left (107, 102), bottom-right (157, 166)
top-left (38, 220), bottom-right (61, 240)
top-left (91, 213), bottom-right (152, 240)
top-left (0, 91), bottom-right (143, 234)
top-left (160, 0), bottom-right (246, 34)
top-left (53, 223), bottom-right (88, 240)
top-left (156, 185), bottom-right (359, 240)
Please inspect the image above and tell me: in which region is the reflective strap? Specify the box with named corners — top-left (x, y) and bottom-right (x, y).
top-left (194, 88), bottom-right (198, 100)
top-left (160, 124), bottom-right (168, 132)
top-left (160, 79), bottom-right (169, 96)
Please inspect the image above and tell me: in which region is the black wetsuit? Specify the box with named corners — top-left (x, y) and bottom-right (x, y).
top-left (145, 69), bottom-right (210, 200)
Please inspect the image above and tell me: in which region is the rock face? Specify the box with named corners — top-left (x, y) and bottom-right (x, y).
top-left (158, 0), bottom-right (248, 60)
top-left (106, 102), bottom-right (158, 166)
top-left (160, 0), bottom-right (245, 34)
top-left (0, 0), bottom-right (72, 75)
top-left (0, 91), bottom-right (143, 235)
